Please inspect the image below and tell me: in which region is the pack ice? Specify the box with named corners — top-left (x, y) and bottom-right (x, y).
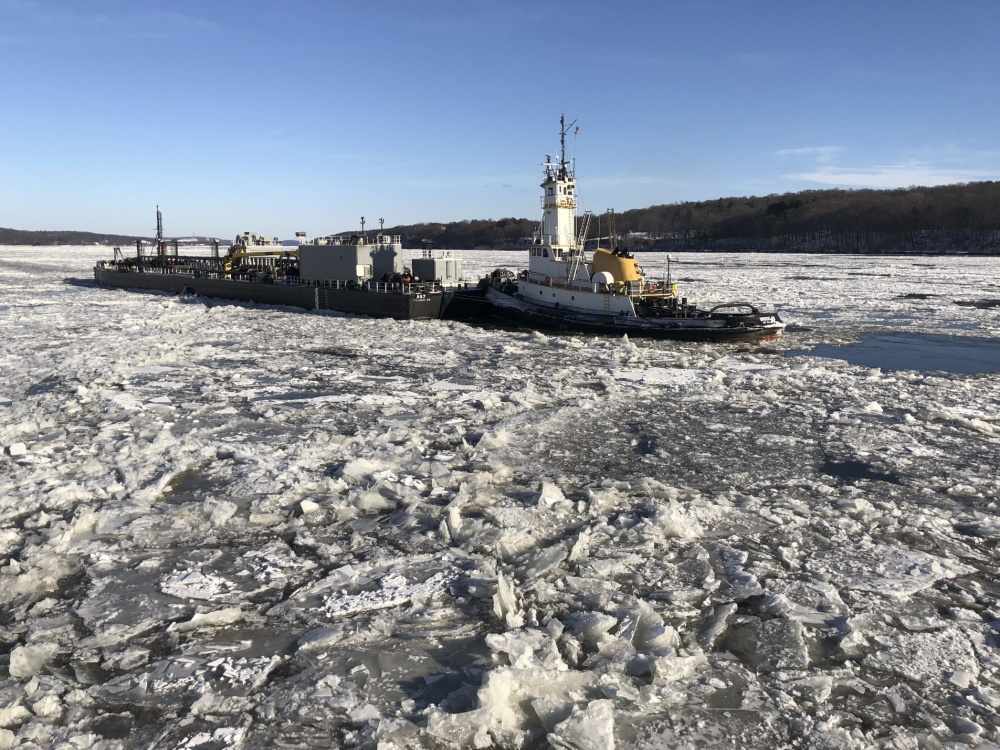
top-left (2, 247), bottom-right (1000, 748)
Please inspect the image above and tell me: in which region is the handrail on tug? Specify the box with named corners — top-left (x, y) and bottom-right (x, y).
top-left (708, 301), bottom-right (760, 314)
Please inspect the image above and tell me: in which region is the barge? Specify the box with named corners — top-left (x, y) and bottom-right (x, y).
top-left (94, 211), bottom-right (450, 320)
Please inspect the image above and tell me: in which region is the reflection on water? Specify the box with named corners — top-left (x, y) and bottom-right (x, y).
top-left (788, 332), bottom-right (1000, 374)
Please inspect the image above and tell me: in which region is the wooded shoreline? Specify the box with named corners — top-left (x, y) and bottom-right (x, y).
top-left (4, 181), bottom-right (999, 254)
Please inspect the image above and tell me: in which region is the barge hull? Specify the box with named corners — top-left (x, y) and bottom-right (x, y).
top-left (94, 268), bottom-right (444, 320)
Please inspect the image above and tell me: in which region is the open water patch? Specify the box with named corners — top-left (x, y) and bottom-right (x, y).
top-left (788, 332), bottom-right (1000, 374)
top-left (954, 298), bottom-right (1000, 309)
top-left (821, 458), bottom-right (901, 485)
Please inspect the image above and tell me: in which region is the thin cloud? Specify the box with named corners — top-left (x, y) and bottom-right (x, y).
top-left (0, 2), bottom-right (216, 42)
top-left (785, 164), bottom-right (998, 188)
top-left (776, 146), bottom-right (843, 163)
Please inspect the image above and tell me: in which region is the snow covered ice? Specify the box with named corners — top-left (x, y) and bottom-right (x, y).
top-left (2, 245), bottom-right (1000, 749)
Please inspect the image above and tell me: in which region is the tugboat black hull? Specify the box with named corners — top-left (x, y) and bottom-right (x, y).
top-left (485, 289), bottom-right (785, 342)
top-left (441, 284), bottom-right (492, 320)
top-left (94, 267), bottom-right (446, 320)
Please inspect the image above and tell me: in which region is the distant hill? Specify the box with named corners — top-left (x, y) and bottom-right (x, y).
top-left (0, 228), bottom-right (229, 247)
top-left (6, 181), bottom-right (1000, 254)
top-left (0, 228), bottom-right (149, 246)
top-left (382, 181), bottom-right (1000, 254)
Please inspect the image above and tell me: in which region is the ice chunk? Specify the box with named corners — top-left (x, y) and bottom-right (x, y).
top-left (718, 546), bottom-right (763, 601)
top-left (755, 619), bottom-right (810, 671)
top-left (760, 579), bottom-right (848, 625)
top-left (296, 624), bottom-right (347, 652)
top-left (650, 654), bottom-right (708, 685)
top-left (567, 528), bottom-right (591, 563)
top-left (538, 482), bottom-right (568, 507)
top-left (0, 703), bottom-right (32, 729)
top-left (166, 607), bottom-right (243, 634)
top-left (160, 570), bottom-right (230, 601)
top-left (425, 707), bottom-right (493, 748)
top-left (780, 675), bottom-right (833, 704)
top-left (8, 643), bottom-right (58, 679)
top-left (177, 727), bottom-right (248, 748)
top-left (339, 457), bottom-right (388, 482)
top-left (492, 571), bottom-right (524, 629)
top-left (548, 699), bottom-right (615, 750)
top-left (864, 628), bottom-right (980, 683)
top-left (349, 702), bottom-right (381, 724)
top-left (807, 543), bottom-right (975, 598)
top-left (531, 694), bottom-right (578, 733)
top-left (6, 442), bottom-right (27, 457)
top-left (30, 693), bottom-right (62, 719)
top-left (564, 611), bottom-right (618, 646)
top-left (582, 638), bottom-right (636, 674)
top-left (524, 544), bottom-right (568, 578)
top-left (614, 366), bottom-right (709, 387)
top-left (649, 501), bottom-right (703, 538)
top-left (947, 669), bottom-right (974, 689)
top-left (614, 601), bottom-right (680, 654)
top-left (97, 651), bottom-right (285, 711)
top-left (202, 498), bottom-right (238, 526)
top-left (486, 629), bottom-right (567, 671)
top-left (324, 571), bottom-right (454, 618)
top-left (699, 602), bottom-right (737, 651)
top-left (431, 666), bottom-right (597, 745)
top-left (0, 553), bottom-right (78, 605)
top-left (838, 614), bottom-right (881, 659)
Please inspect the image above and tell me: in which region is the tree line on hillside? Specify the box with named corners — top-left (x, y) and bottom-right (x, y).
top-left (390, 218), bottom-right (538, 252)
top-left (0, 228), bottom-right (144, 246)
top-left (6, 181), bottom-right (1000, 253)
top-left (387, 182), bottom-right (1000, 254)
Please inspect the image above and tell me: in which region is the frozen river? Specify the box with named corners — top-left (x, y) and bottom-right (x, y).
top-left (2, 246), bottom-right (1000, 749)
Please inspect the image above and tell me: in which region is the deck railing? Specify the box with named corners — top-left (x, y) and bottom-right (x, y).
top-left (98, 261), bottom-right (445, 294)
top-left (523, 271), bottom-right (674, 296)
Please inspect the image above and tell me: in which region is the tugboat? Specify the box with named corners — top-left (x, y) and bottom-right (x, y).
top-left (94, 209), bottom-right (450, 320)
top-left (484, 117), bottom-right (786, 341)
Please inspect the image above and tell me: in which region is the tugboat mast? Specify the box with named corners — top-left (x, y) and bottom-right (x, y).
top-left (558, 113), bottom-right (576, 179)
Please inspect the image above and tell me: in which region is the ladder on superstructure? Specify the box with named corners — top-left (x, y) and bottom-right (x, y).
top-left (606, 209), bottom-right (618, 251)
top-left (568, 210), bottom-right (593, 284)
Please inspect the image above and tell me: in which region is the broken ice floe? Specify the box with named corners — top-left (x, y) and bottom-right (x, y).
top-left (806, 542), bottom-right (975, 597)
top-left (161, 570), bottom-right (232, 602)
top-left (5, 248), bottom-right (1000, 747)
top-left (323, 570), bottom-right (457, 618)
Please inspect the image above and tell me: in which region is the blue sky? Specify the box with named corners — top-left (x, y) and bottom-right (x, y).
top-left (2, 0), bottom-right (999, 238)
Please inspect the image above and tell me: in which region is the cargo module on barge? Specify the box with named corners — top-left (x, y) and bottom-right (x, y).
top-left (94, 210), bottom-right (456, 320)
